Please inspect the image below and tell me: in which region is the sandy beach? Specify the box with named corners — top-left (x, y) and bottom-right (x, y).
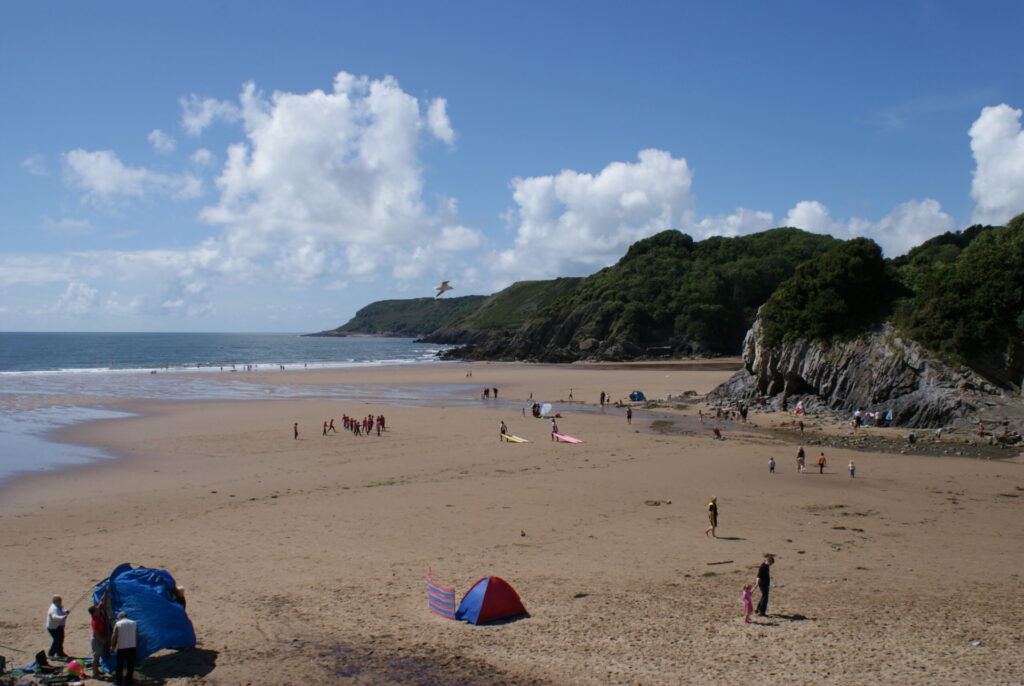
top-left (1, 361), bottom-right (1022, 685)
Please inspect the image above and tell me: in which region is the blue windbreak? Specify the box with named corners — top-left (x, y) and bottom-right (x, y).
top-left (93, 564), bottom-right (196, 671)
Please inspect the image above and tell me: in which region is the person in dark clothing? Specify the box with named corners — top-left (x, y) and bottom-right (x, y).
top-left (755, 554), bottom-right (774, 616)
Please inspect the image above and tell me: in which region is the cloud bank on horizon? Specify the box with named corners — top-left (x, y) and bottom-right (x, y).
top-left (6, 71), bottom-right (1024, 328)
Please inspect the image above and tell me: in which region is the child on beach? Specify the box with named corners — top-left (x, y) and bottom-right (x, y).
top-left (741, 583), bottom-right (755, 623)
top-left (848, 460), bottom-right (856, 478)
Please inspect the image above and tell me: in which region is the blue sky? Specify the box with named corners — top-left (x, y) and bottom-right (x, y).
top-left (2, 1), bottom-right (1023, 332)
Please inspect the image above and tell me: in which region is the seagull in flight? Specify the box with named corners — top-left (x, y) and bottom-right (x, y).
top-left (435, 280), bottom-right (453, 298)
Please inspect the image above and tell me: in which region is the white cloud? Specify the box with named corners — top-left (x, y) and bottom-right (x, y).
top-left (783, 200), bottom-right (837, 234)
top-left (198, 71), bottom-right (466, 284)
top-left (21, 154), bottom-right (47, 176)
top-left (693, 207), bottom-right (774, 238)
top-left (437, 224), bottom-right (481, 251)
top-left (969, 103), bottom-right (1024, 225)
top-left (190, 148), bottom-right (214, 166)
top-left (783, 198), bottom-right (953, 256)
top-left (494, 149), bottom-right (695, 279)
top-left (56, 281), bottom-right (98, 316)
top-left (427, 98), bottom-right (454, 145)
top-left (148, 129), bottom-right (177, 153)
top-left (63, 149), bottom-right (202, 203)
top-left (180, 94), bottom-right (241, 136)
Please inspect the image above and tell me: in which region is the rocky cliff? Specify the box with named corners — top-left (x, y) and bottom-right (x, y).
top-left (711, 318), bottom-right (1011, 428)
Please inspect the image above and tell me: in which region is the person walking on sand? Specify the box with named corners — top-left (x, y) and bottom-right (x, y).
top-left (499, 420), bottom-right (508, 441)
top-left (293, 422), bottom-right (299, 440)
top-left (550, 418), bottom-right (559, 440)
top-left (848, 460), bottom-right (856, 478)
top-left (46, 595), bottom-right (70, 659)
top-left (796, 446), bottom-right (806, 473)
top-left (755, 554), bottom-right (774, 616)
top-left (741, 583), bottom-right (755, 623)
top-left (704, 496), bottom-right (718, 537)
top-left (323, 421), bottom-right (328, 436)
top-left (111, 611), bottom-right (138, 686)
top-left (818, 452), bottom-right (826, 474)
top-left (626, 407), bottom-right (633, 424)
top-left (768, 456), bottom-right (776, 474)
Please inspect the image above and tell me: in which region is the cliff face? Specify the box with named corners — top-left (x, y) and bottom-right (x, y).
top-left (712, 319), bottom-right (1005, 428)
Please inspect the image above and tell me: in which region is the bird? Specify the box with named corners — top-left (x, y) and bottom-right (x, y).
top-left (434, 280), bottom-right (453, 298)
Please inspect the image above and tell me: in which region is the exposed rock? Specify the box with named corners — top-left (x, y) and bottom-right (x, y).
top-left (711, 318), bottom-right (1016, 428)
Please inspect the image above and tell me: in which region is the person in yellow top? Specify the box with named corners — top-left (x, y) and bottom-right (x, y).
top-left (704, 496), bottom-right (718, 538)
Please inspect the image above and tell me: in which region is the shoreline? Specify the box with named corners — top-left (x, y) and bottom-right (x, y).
top-left (1, 361), bottom-right (1021, 684)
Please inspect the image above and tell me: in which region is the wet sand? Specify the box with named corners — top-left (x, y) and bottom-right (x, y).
top-left (1, 361), bottom-right (1021, 685)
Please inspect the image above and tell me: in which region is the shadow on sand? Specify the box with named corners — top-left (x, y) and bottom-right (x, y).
top-left (137, 647), bottom-right (218, 683)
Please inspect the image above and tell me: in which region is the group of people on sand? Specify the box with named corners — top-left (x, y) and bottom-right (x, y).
top-left (788, 446), bottom-right (855, 477)
top-left (44, 589), bottom-right (181, 684)
top-left (481, 387), bottom-right (499, 400)
top-left (702, 501), bottom-right (776, 623)
top-left (294, 414), bottom-right (387, 439)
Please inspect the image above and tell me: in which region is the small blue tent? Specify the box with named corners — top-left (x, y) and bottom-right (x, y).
top-left (93, 563), bottom-right (196, 672)
top-left (629, 391), bottom-right (646, 401)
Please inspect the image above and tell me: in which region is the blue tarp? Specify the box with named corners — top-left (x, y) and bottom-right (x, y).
top-left (93, 563), bottom-right (196, 672)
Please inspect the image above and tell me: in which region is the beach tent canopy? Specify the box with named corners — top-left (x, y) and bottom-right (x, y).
top-left (455, 576), bottom-right (528, 625)
top-left (93, 563), bottom-right (196, 671)
top-left (629, 391), bottom-right (646, 401)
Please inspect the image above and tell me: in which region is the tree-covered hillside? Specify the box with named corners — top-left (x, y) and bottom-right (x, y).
top-left (429, 278), bottom-right (582, 339)
top-left (307, 295), bottom-right (487, 337)
top-left (755, 214), bottom-right (1024, 387)
top-left (431, 228), bottom-right (841, 360)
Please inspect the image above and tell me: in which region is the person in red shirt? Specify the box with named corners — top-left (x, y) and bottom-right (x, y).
top-left (88, 604), bottom-right (108, 678)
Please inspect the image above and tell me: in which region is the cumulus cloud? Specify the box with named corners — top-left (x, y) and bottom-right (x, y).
top-left (190, 148), bottom-right (214, 166)
top-left (21, 154), bottom-right (47, 176)
top-left (63, 149), bottom-right (202, 203)
top-left (494, 149), bottom-right (695, 279)
top-left (198, 71), bottom-right (467, 282)
top-left (969, 103), bottom-right (1024, 225)
top-left (56, 281), bottom-right (99, 316)
top-left (427, 98), bottom-right (454, 145)
top-left (148, 129), bottom-right (177, 153)
top-left (783, 198), bottom-right (953, 256)
top-left (180, 94), bottom-right (241, 135)
top-left (693, 207), bottom-right (774, 238)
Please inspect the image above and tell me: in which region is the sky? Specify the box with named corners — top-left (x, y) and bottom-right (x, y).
top-left (2, 1), bottom-right (1023, 333)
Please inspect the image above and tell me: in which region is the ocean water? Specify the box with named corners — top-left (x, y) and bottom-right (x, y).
top-left (0, 333), bottom-right (459, 485)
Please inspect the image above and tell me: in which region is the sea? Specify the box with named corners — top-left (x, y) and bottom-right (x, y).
top-left (0, 332), bottom-right (459, 485)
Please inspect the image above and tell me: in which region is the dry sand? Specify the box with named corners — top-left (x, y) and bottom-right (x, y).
top-left (1, 361), bottom-right (1022, 685)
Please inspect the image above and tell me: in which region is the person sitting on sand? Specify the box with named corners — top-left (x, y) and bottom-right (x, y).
top-left (741, 583), bottom-right (755, 623)
top-left (712, 427), bottom-right (723, 440)
top-left (704, 496), bottom-right (718, 538)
